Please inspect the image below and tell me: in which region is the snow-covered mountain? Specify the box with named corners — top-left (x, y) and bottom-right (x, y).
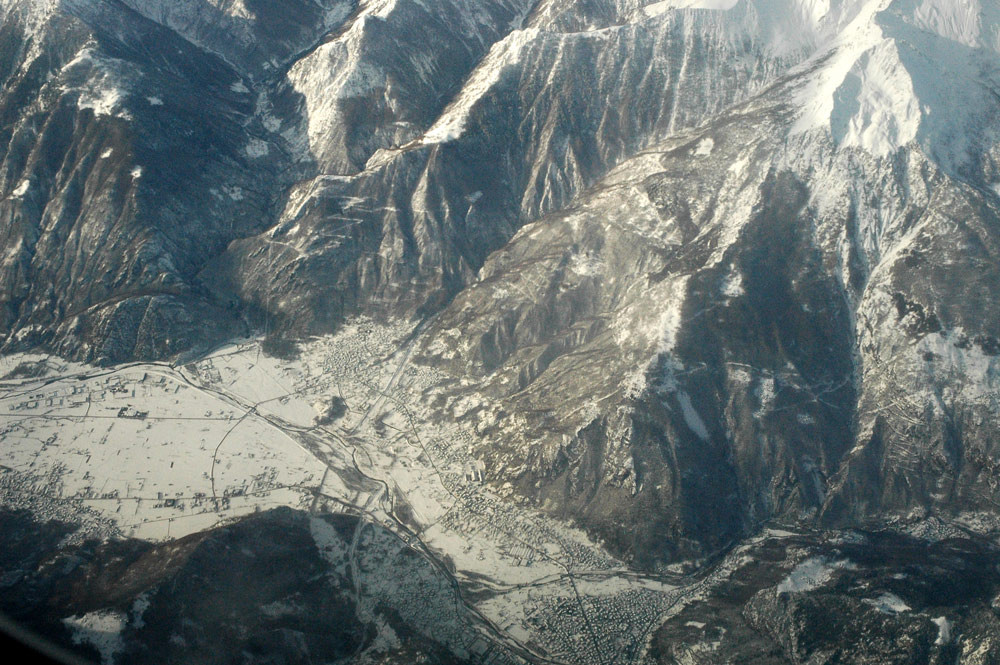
top-left (3, 0), bottom-right (1000, 662)
top-left (402, 0), bottom-right (1000, 562)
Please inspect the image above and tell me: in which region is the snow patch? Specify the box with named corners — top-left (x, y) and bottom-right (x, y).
top-left (864, 592), bottom-right (911, 614)
top-left (78, 85), bottom-right (128, 119)
top-left (369, 615), bottom-right (400, 653)
top-left (130, 593), bottom-right (151, 629)
top-left (720, 268), bottom-right (744, 297)
top-left (917, 329), bottom-right (999, 401)
top-left (310, 516), bottom-right (349, 573)
top-left (100, 148), bottom-right (114, 159)
top-left (933, 616), bottom-right (952, 645)
top-left (2, 240), bottom-right (25, 269)
top-left (230, 81), bottom-right (249, 94)
top-left (568, 252), bottom-right (604, 277)
top-left (63, 611), bottom-right (126, 665)
top-left (262, 113), bottom-right (281, 132)
top-left (655, 305), bottom-right (684, 355)
top-left (728, 154), bottom-right (751, 175)
top-left (130, 167), bottom-right (143, 179)
top-left (245, 139), bottom-right (270, 158)
top-left (693, 137), bottom-right (715, 156)
top-left (728, 366), bottom-right (752, 386)
top-left (11, 179), bottom-right (30, 198)
top-left (755, 375), bottom-right (777, 416)
top-left (63, 48), bottom-right (132, 120)
top-left (146, 96), bottom-right (163, 106)
top-left (629, 276), bottom-right (691, 355)
top-left (776, 556), bottom-right (855, 594)
top-left (678, 392), bottom-right (710, 440)
top-left (643, 0), bottom-right (738, 17)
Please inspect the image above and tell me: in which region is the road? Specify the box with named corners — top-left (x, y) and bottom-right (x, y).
top-left (0, 337), bottom-right (765, 665)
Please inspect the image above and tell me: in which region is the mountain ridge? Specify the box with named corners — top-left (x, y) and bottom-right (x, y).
top-left (2, 0), bottom-right (1000, 589)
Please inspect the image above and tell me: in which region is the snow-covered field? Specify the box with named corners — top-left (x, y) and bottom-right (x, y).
top-left (0, 319), bottom-right (696, 663)
top-left (2, 311), bottom-right (984, 661)
top-left (0, 353), bottom-right (326, 540)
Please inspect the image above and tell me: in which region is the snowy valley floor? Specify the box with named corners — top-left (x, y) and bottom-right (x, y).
top-left (1, 320), bottom-right (998, 664)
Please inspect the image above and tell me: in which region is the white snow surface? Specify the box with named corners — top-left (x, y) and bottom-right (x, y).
top-left (909, 0), bottom-right (998, 50)
top-left (933, 616), bottom-right (952, 645)
top-left (63, 611), bottom-right (126, 665)
top-left (0, 318), bottom-right (705, 661)
top-left (77, 82), bottom-right (128, 119)
top-left (931, 617), bottom-right (951, 646)
top-left (864, 591), bottom-right (912, 613)
top-left (678, 391), bottom-right (710, 439)
top-left (791, 1), bottom-right (911, 151)
top-left (642, 0), bottom-right (740, 18)
top-left (58, 47), bottom-right (137, 120)
top-left (789, 0), bottom-right (1000, 162)
top-left (693, 137), bottom-right (716, 156)
top-left (721, 268), bottom-right (745, 297)
top-left (10, 179), bottom-right (30, 198)
top-left (776, 556), bottom-right (856, 593)
top-left (244, 138), bottom-right (269, 158)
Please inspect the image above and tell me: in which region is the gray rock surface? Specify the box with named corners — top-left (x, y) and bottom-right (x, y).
top-left (3, 1), bottom-right (1000, 661)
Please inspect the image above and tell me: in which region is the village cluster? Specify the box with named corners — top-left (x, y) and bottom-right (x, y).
top-left (0, 322), bottom-right (700, 664)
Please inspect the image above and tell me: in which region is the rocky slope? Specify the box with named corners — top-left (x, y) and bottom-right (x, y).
top-left (650, 524), bottom-right (1000, 665)
top-left (409, 0), bottom-right (1000, 565)
top-left (3, 0), bottom-right (865, 358)
top-left (212, 0), bottom-right (835, 332)
top-left (3, 0), bottom-right (1000, 657)
top-left (0, 506), bottom-right (524, 665)
top-left (0, 0), bottom-right (296, 362)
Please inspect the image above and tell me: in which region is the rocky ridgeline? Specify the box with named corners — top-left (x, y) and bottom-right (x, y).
top-left (2, 0), bottom-right (1000, 648)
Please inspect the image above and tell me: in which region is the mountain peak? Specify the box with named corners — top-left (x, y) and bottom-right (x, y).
top-left (788, 0), bottom-right (1000, 166)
